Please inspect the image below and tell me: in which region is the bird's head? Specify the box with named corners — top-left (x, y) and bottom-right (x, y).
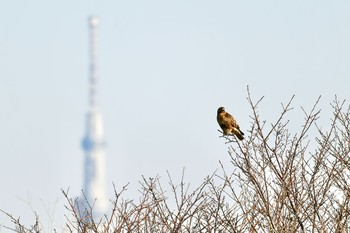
top-left (217, 106), bottom-right (225, 114)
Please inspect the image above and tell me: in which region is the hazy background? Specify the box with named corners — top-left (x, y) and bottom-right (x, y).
top-left (1, 0), bottom-right (349, 230)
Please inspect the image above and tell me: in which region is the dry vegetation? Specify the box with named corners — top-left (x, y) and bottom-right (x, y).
top-left (2, 89), bottom-right (350, 232)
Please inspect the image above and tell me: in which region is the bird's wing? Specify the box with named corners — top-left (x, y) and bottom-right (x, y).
top-left (224, 112), bottom-right (238, 128)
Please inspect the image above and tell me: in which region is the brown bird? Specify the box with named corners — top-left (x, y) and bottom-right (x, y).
top-left (217, 106), bottom-right (244, 140)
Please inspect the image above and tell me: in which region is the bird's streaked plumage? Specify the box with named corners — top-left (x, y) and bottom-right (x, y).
top-left (217, 106), bottom-right (244, 140)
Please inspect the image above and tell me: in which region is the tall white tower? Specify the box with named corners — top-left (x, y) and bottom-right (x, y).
top-left (81, 16), bottom-right (108, 219)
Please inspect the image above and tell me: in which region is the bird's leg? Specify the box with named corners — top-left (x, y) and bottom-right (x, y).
top-left (218, 129), bottom-right (225, 138)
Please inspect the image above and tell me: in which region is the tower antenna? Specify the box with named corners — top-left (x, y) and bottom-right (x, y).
top-left (89, 16), bottom-right (98, 110)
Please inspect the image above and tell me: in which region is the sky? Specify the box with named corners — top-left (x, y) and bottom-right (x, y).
top-left (1, 0), bottom-right (350, 231)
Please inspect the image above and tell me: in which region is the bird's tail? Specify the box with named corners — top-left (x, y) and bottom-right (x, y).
top-left (233, 128), bottom-right (244, 140)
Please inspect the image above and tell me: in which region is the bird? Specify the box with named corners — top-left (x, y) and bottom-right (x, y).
top-left (217, 106), bottom-right (244, 140)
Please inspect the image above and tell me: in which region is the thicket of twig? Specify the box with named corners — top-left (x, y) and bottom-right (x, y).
top-left (2, 89), bottom-right (350, 232)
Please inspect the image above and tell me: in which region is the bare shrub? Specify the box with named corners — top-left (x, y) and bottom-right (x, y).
top-left (2, 89), bottom-right (350, 232)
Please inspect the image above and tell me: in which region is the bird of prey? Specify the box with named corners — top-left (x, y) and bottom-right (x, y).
top-left (217, 106), bottom-right (244, 140)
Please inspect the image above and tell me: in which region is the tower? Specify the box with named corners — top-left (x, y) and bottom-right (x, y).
top-left (80, 16), bottom-right (108, 219)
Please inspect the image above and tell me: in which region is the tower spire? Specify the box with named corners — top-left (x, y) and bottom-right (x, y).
top-left (80, 16), bottom-right (108, 220)
top-left (89, 16), bottom-right (98, 110)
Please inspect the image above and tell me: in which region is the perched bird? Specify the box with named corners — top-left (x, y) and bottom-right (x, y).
top-left (217, 106), bottom-right (244, 140)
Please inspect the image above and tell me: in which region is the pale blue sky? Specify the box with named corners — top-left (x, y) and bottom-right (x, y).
top-left (1, 0), bottom-right (349, 229)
